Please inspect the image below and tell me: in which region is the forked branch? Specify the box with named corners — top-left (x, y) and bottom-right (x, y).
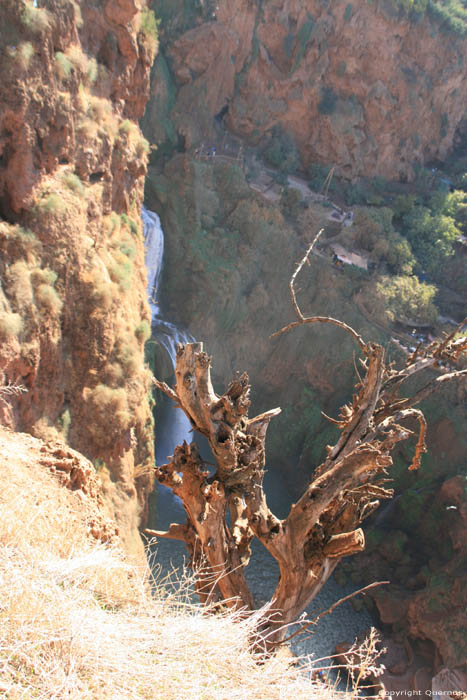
top-left (149, 237), bottom-right (467, 649)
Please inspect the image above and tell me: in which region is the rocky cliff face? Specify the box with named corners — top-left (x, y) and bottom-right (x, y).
top-left (149, 0), bottom-right (467, 180)
top-left (0, 0), bottom-right (157, 558)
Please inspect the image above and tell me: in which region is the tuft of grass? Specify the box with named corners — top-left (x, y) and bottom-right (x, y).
top-left (87, 57), bottom-right (98, 84)
top-left (77, 117), bottom-right (99, 140)
top-left (21, 3), bottom-right (51, 34)
top-left (67, 44), bottom-right (88, 74)
top-left (72, 0), bottom-right (83, 28)
top-left (31, 267), bottom-right (62, 316)
top-left (35, 284), bottom-right (63, 316)
top-left (139, 7), bottom-right (160, 55)
top-left (135, 320), bottom-right (151, 344)
top-left (120, 213), bottom-right (139, 236)
top-left (114, 334), bottom-right (140, 378)
top-left (118, 240), bottom-right (136, 259)
top-left (0, 312), bottom-right (23, 340)
top-left (31, 267), bottom-right (58, 286)
top-left (35, 192), bottom-right (66, 217)
top-left (61, 171), bottom-right (85, 196)
top-left (0, 429), bottom-right (338, 699)
top-left (5, 261), bottom-right (34, 309)
top-left (119, 119), bottom-right (134, 135)
top-left (108, 257), bottom-right (133, 292)
top-left (55, 51), bottom-right (72, 79)
top-left (15, 225), bottom-right (38, 245)
top-left (85, 384), bottom-right (132, 447)
top-left (84, 266), bottom-right (120, 314)
top-left (17, 41), bottom-right (34, 69)
top-left (136, 136), bottom-right (151, 158)
top-left (103, 362), bottom-right (124, 387)
top-left (57, 408), bottom-right (71, 440)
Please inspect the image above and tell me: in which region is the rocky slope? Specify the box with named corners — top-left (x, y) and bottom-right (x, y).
top-left (0, 0), bottom-right (157, 558)
top-left (147, 0), bottom-right (467, 181)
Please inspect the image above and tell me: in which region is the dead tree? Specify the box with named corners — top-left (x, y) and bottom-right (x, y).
top-left (148, 236), bottom-right (467, 647)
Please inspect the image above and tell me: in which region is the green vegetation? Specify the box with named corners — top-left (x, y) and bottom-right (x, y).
top-left (55, 52), bottom-right (72, 79)
top-left (30, 268), bottom-right (62, 317)
top-left (140, 7), bottom-right (160, 54)
top-left (61, 171), bottom-right (85, 197)
top-left (135, 320), bottom-right (151, 344)
top-left (344, 3), bottom-right (354, 20)
top-left (120, 213), bottom-right (139, 237)
top-left (376, 274), bottom-right (438, 323)
top-left (427, 0), bottom-right (467, 36)
top-left (291, 13), bottom-right (314, 73)
top-left (267, 386), bottom-right (332, 465)
top-left (136, 136), bottom-right (151, 158)
top-left (317, 87), bottom-right (338, 115)
top-left (114, 334), bottom-right (140, 379)
top-left (34, 193), bottom-right (66, 217)
top-left (16, 41), bottom-right (34, 69)
top-left (379, 0), bottom-right (467, 35)
top-left (398, 189), bottom-right (464, 276)
top-left (118, 241), bottom-right (136, 259)
top-left (263, 125), bottom-right (300, 173)
top-left (119, 119), bottom-right (133, 135)
top-left (57, 408), bottom-right (71, 440)
top-left (21, 3), bottom-right (50, 34)
top-left (108, 257), bottom-right (133, 292)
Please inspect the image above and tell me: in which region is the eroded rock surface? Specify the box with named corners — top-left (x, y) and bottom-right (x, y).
top-left (0, 0), bottom-right (157, 558)
top-left (148, 0), bottom-right (467, 180)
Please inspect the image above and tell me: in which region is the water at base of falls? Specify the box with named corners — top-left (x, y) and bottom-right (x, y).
top-left (142, 206), bottom-right (375, 666)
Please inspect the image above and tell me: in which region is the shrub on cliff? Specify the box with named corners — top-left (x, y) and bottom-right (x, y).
top-left (31, 267), bottom-right (63, 316)
top-left (264, 125), bottom-right (300, 174)
top-left (139, 7), bottom-right (160, 55)
top-left (0, 311), bottom-right (23, 340)
top-left (85, 384), bottom-right (132, 448)
top-left (427, 0), bottom-right (467, 37)
top-left (317, 87), bottom-right (338, 115)
top-left (21, 2), bottom-right (50, 34)
top-left (135, 320), bottom-right (151, 344)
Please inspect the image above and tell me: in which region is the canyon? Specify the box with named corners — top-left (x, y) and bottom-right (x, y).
top-left (0, 0), bottom-right (466, 694)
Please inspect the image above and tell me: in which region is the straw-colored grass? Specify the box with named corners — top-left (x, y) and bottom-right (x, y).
top-left (0, 428), bottom-right (348, 700)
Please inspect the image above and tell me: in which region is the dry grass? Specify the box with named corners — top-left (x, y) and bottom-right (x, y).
top-left (0, 431), bottom-right (349, 700)
top-left (0, 312), bottom-right (22, 340)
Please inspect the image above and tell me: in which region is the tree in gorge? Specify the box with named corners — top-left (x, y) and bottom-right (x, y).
top-left (147, 235), bottom-right (467, 649)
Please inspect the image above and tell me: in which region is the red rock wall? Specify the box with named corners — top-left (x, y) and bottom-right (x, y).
top-left (162, 0), bottom-right (467, 180)
top-left (0, 0), bottom-right (157, 558)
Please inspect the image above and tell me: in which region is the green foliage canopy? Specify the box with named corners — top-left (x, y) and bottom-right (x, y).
top-left (376, 275), bottom-right (438, 323)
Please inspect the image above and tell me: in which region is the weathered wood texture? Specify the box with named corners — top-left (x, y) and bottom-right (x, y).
top-left (149, 239), bottom-right (467, 646)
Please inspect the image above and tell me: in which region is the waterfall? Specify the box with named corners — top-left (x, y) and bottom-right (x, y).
top-left (142, 206), bottom-right (193, 466)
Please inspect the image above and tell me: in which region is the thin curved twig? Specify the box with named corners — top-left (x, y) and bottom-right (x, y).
top-left (270, 231), bottom-right (367, 351)
top-left (289, 232), bottom-right (323, 320)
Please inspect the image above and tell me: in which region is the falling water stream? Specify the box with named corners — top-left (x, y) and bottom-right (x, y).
top-left (142, 206), bottom-right (375, 663)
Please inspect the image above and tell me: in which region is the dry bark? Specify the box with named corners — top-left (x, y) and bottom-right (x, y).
top-left (148, 240), bottom-right (467, 647)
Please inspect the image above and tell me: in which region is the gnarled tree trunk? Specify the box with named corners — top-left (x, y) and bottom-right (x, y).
top-left (148, 238), bottom-right (467, 648)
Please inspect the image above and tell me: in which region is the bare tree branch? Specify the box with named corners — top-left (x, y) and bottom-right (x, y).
top-left (270, 231), bottom-right (367, 351)
top-left (149, 239), bottom-right (467, 649)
